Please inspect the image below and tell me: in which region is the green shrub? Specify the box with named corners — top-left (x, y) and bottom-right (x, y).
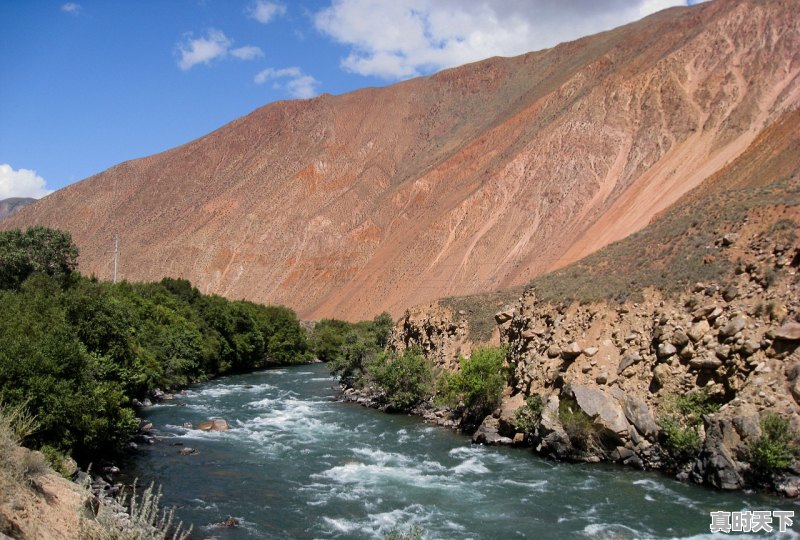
top-left (672, 389), bottom-right (720, 420)
top-left (748, 414), bottom-right (799, 477)
top-left (0, 226), bottom-right (78, 290)
top-left (439, 346), bottom-right (509, 427)
top-left (371, 347), bottom-right (433, 411)
top-left (558, 398), bottom-right (597, 452)
top-left (320, 313), bottom-right (396, 388)
top-left (658, 389), bottom-right (719, 459)
top-left (515, 394), bottom-right (544, 437)
top-left (39, 445), bottom-right (66, 475)
top-left (659, 416), bottom-right (702, 457)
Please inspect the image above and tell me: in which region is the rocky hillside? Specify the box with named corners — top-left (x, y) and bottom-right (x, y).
top-left (392, 204), bottom-right (799, 494)
top-left (389, 109), bottom-right (800, 493)
top-left (0, 197), bottom-right (35, 221)
top-left (4, 0), bottom-right (799, 320)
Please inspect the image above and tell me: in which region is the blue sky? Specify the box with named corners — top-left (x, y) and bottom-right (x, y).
top-left (0, 0), bottom-right (706, 199)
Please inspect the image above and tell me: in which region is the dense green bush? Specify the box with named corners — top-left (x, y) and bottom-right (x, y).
top-left (515, 394), bottom-right (544, 438)
top-left (558, 398), bottom-right (598, 452)
top-left (659, 416), bottom-right (702, 457)
top-left (0, 226), bottom-right (78, 290)
top-left (658, 389), bottom-right (719, 459)
top-left (370, 347), bottom-right (433, 411)
top-left (439, 346), bottom-right (508, 427)
top-left (0, 227), bottom-right (312, 462)
top-left (318, 313), bottom-right (394, 388)
top-left (749, 414), bottom-right (799, 478)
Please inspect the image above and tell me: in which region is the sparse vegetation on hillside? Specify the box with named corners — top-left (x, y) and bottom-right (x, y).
top-left (434, 174), bottom-right (799, 333)
top-left (748, 414), bottom-right (800, 479)
top-left (658, 390), bottom-right (720, 459)
top-left (531, 178), bottom-right (799, 305)
top-left (440, 289), bottom-right (523, 342)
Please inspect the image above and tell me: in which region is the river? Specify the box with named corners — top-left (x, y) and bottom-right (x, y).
top-left (128, 363), bottom-right (799, 539)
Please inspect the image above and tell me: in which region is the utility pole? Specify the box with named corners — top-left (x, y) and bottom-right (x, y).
top-left (111, 235), bottom-right (120, 284)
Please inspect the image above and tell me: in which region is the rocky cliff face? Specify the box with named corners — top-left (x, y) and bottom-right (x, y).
top-left (391, 204), bottom-right (800, 494)
top-left (4, 0), bottom-right (799, 320)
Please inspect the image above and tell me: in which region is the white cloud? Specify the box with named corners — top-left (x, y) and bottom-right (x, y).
top-left (0, 164), bottom-right (53, 199)
top-left (314, 0), bottom-right (699, 80)
top-left (231, 46), bottom-right (264, 60)
top-left (247, 1), bottom-right (287, 24)
top-left (254, 67), bottom-right (319, 98)
top-left (176, 29), bottom-right (263, 70)
top-left (61, 2), bottom-right (81, 14)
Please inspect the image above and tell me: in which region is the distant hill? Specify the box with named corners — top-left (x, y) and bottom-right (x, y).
top-left (0, 198), bottom-right (36, 221)
top-left (4, 0), bottom-right (799, 321)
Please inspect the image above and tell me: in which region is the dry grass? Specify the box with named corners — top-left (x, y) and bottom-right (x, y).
top-left (82, 480), bottom-right (191, 540)
top-left (1, 401), bottom-right (189, 540)
top-left (532, 177), bottom-right (799, 305)
top-left (0, 401), bottom-right (41, 504)
top-left (440, 288), bottom-right (523, 341)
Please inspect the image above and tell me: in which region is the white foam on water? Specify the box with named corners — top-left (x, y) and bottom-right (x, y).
top-left (189, 497), bottom-right (218, 511)
top-left (182, 380), bottom-right (276, 401)
top-left (451, 457), bottom-right (489, 475)
top-left (350, 447), bottom-right (447, 474)
top-left (246, 397), bottom-right (278, 409)
top-left (313, 461), bottom-right (449, 490)
top-left (631, 478), bottom-right (701, 511)
top-left (184, 403), bottom-right (213, 413)
top-left (171, 428), bottom-right (230, 441)
top-left (499, 478), bottom-right (548, 492)
top-left (582, 522), bottom-right (644, 539)
top-left (234, 398), bottom-right (342, 453)
top-left (321, 504), bottom-right (432, 539)
top-left (322, 516), bottom-right (359, 534)
top-left (449, 446), bottom-right (482, 458)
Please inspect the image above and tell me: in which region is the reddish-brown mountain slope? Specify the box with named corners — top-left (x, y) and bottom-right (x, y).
top-left (5, 0), bottom-right (799, 320)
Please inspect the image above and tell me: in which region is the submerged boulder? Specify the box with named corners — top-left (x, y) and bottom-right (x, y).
top-left (197, 419), bottom-right (229, 432)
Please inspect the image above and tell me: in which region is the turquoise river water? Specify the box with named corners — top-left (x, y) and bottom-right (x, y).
top-left (129, 363), bottom-right (799, 539)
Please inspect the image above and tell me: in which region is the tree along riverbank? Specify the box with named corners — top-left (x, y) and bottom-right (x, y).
top-left (0, 226), bottom-right (312, 467)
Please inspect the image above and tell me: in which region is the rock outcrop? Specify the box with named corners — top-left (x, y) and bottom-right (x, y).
top-left (394, 215), bottom-right (800, 494)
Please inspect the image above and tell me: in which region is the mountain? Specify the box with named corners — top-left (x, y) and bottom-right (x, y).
top-left (3, 0), bottom-right (799, 321)
top-left (0, 198), bottom-right (36, 221)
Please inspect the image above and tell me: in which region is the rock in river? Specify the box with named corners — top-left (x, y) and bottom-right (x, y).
top-left (197, 419), bottom-right (229, 431)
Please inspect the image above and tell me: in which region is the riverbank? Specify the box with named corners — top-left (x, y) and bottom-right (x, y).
top-left (123, 363), bottom-right (797, 538)
top-left (385, 227), bottom-right (800, 497)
